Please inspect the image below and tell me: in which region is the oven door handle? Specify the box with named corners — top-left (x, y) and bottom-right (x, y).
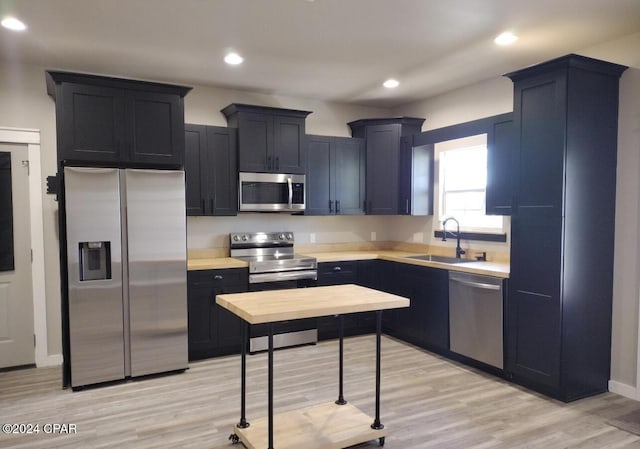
top-left (250, 270), bottom-right (318, 284)
top-left (287, 176), bottom-right (293, 210)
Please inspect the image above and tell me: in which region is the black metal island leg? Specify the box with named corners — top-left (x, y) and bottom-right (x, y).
top-left (268, 323), bottom-right (274, 449)
top-left (230, 320), bottom-right (250, 445)
top-left (336, 315), bottom-right (347, 405)
top-left (238, 320), bottom-right (250, 429)
top-left (371, 310), bottom-right (384, 431)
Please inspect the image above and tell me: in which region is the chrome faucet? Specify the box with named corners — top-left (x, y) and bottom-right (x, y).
top-left (442, 217), bottom-right (466, 259)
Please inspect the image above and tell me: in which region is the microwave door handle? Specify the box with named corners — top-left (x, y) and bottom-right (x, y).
top-left (287, 177), bottom-right (293, 209)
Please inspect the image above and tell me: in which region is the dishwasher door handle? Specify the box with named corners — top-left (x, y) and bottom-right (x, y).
top-left (450, 277), bottom-right (501, 291)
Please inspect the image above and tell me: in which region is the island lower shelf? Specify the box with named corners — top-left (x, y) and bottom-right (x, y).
top-left (233, 402), bottom-right (387, 449)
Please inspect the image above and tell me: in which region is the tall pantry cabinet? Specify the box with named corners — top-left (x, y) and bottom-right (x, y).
top-left (505, 54), bottom-right (627, 401)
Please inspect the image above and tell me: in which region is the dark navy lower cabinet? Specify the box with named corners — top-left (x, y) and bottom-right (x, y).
top-left (187, 268), bottom-right (248, 360)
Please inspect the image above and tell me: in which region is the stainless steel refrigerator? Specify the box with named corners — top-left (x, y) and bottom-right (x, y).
top-left (63, 167), bottom-right (188, 388)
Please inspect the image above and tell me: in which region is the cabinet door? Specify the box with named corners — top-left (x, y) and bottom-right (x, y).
top-left (486, 116), bottom-right (515, 215)
top-left (58, 82), bottom-right (126, 162)
top-left (206, 127), bottom-right (238, 216)
top-left (420, 268), bottom-right (449, 352)
top-left (187, 276), bottom-right (217, 360)
top-left (273, 115), bottom-right (306, 174)
top-left (185, 124), bottom-right (207, 215)
top-left (317, 262), bottom-right (358, 339)
top-left (399, 137), bottom-right (433, 216)
top-left (334, 137), bottom-right (365, 215)
top-left (215, 269), bottom-right (248, 350)
top-left (507, 213), bottom-right (562, 388)
top-left (514, 72), bottom-right (566, 213)
top-left (306, 135), bottom-right (333, 215)
top-left (237, 112), bottom-right (272, 172)
top-left (127, 90), bottom-right (184, 166)
top-left (365, 124), bottom-right (400, 214)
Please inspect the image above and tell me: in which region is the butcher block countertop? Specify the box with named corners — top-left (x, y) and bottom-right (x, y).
top-left (188, 244), bottom-right (510, 278)
top-left (216, 284), bottom-right (410, 324)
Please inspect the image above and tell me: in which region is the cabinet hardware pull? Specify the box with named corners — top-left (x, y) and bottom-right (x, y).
top-left (329, 200), bottom-right (333, 213)
top-left (267, 155), bottom-right (272, 170)
top-left (333, 266), bottom-right (342, 272)
top-left (275, 156), bottom-right (279, 170)
top-left (210, 199), bottom-right (214, 212)
top-left (405, 199), bottom-right (409, 214)
top-left (214, 275), bottom-right (223, 280)
top-left (201, 198), bottom-right (206, 213)
top-left (336, 200), bottom-right (340, 213)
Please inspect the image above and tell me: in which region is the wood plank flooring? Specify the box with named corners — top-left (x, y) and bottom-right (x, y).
top-left (2, 335), bottom-right (640, 448)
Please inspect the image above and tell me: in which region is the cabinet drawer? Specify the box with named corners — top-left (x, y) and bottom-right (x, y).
top-left (318, 261), bottom-right (357, 276)
top-left (188, 268), bottom-right (248, 287)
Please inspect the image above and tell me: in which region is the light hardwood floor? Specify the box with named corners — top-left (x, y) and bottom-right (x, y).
top-left (2, 335), bottom-right (640, 449)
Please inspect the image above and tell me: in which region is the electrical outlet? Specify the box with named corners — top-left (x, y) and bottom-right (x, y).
top-left (309, 233), bottom-right (316, 243)
top-left (371, 231), bottom-right (377, 241)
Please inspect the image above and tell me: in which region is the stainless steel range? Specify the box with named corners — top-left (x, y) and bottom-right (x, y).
top-left (230, 232), bottom-right (318, 351)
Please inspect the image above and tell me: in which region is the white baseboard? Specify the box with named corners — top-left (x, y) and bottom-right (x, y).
top-left (608, 379), bottom-right (638, 400)
top-left (36, 354), bottom-right (63, 368)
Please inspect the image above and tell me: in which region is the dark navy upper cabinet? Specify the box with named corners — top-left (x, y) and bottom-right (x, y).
top-left (348, 117), bottom-right (424, 215)
top-left (185, 124), bottom-right (238, 216)
top-left (485, 114), bottom-right (515, 215)
top-left (399, 135), bottom-right (434, 216)
top-left (306, 135), bottom-right (365, 215)
top-left (504, 54), bottom-right (627, 401)
top-left (46, 71), bottom-right (190, 167)
top-left (221, 104), bottom-right (311, 174)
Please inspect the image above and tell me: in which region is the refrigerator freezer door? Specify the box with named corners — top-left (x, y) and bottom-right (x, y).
top-left (124, 169), bottom-right (188, 376)
top-left (64, 167), bottom-right (125, 387)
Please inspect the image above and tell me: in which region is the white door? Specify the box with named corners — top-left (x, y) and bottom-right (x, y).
top-left (0, 144), bottom-right (34, 368)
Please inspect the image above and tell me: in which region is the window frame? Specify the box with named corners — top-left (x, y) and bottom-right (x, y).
top-left (412, 113), bottom-right (512, 240)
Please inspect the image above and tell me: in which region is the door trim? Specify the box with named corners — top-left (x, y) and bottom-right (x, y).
top-left (0, 128), bottom-right (56, 367)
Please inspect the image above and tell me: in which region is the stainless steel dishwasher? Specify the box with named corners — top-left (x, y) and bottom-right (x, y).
top-left (449, 271), bottom-right (504, 369)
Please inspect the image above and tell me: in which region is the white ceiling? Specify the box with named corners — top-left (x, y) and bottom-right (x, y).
top-left (2, 0), bottom-right (640, 107)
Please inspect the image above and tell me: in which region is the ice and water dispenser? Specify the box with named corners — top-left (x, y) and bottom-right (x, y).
top-left (79, 241), bottom-right (111, 281)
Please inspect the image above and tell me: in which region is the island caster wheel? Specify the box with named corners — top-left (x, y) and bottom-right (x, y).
top-left (379, 436), bottom-right (385, 446)
top-left (229, 433), bottom-right (240, 444)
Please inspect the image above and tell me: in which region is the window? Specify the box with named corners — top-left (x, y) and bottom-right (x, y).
top-left (435, 134), bottom-right (503, 231)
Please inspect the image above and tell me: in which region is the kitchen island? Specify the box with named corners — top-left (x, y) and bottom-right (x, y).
top-left (217, 284), bottom-right (410, 449)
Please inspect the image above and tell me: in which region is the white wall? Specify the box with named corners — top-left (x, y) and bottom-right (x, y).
top-left (0, 63), bottom-right (60, 356)
top-left (577, 32), bottom-right (640, 394)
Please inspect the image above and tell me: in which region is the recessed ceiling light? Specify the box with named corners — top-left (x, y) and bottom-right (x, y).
top-left (383, 79), bottom-right (399, 89)
top-left (1, 17), bottom-right (27, 31)
top-left (224, 52), bottom-right (244, 65)
top-left (494, 31), bottom-right (518, 46)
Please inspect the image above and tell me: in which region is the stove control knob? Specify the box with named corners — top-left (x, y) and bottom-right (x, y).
top-left (232, 235), bottom-right (239, 241)
top-left (287, 233), bottom-right (293, 240)
top-left (278, 234), bottom-right (285, 240)
top-left (242, 235), bottom-right (248, 241)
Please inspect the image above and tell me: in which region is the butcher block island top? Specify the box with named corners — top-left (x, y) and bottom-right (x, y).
top-left (216, 284), bottom-right (410, 324)
top-left (218, 284), bottom-right (409, 449)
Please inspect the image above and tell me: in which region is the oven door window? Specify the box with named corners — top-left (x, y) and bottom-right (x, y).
top-left (241, 181), bottom-right (287, 205)
top-left (240, 181), bottom-right (304, 206)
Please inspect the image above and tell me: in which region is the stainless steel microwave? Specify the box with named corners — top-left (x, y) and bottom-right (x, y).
top-left (238, 172), bottom-right (305, 212)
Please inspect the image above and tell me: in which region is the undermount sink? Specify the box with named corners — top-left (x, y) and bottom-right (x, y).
top-left (405, 254), bottom-right (472, 264)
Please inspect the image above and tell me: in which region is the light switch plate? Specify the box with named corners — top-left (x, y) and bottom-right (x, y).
top-left (309, 233), bottom-right (316, 243)
top-left (371, 231), bottom-right (377, 241)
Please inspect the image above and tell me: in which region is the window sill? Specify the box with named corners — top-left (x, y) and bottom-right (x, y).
top-left (434, 230), bottom-right (507, 243)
